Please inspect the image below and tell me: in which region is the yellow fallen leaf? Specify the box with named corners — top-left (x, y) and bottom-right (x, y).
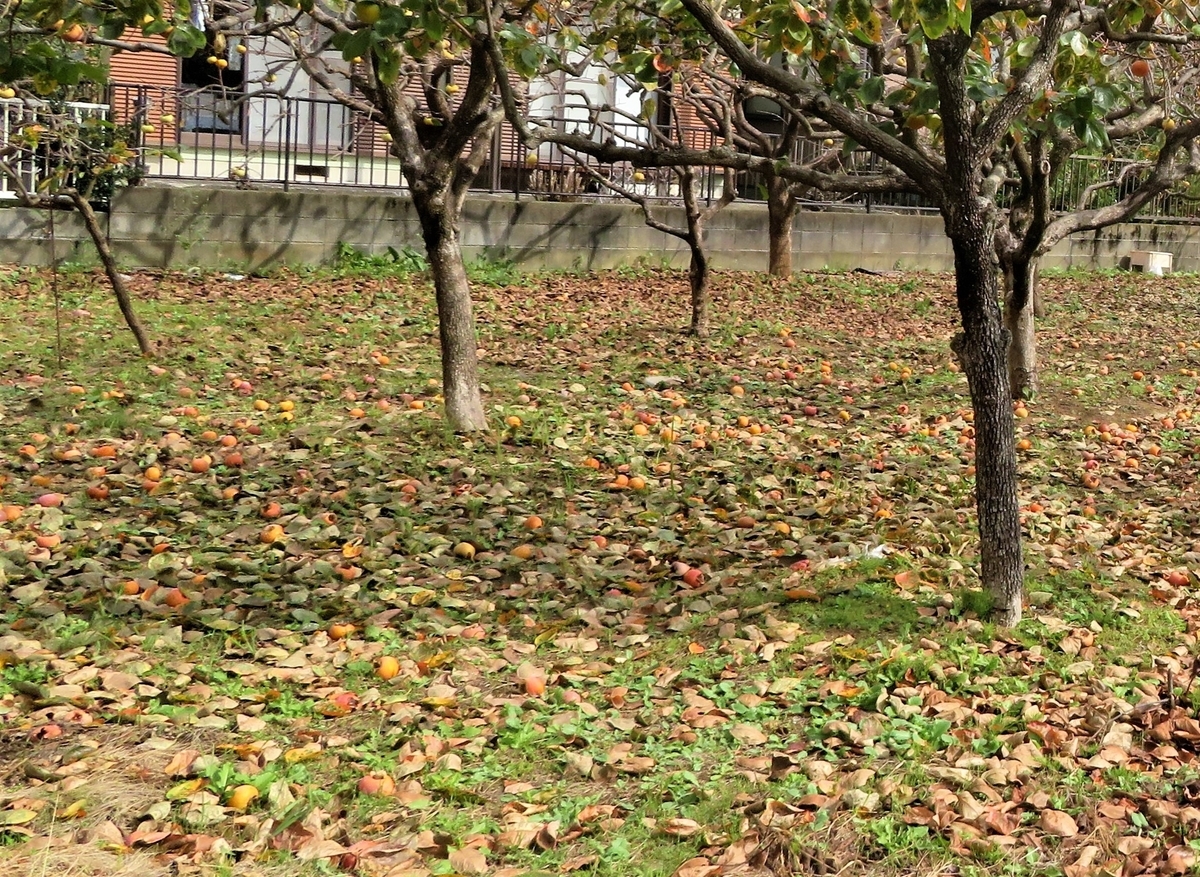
top-left (165, 778), bottom-right (207, 800)
top-left (284, 743), bottom-right (323, 764)
top-left (57, 800), bottom-right (87, 819)
top-left (0, 809), bottom-right (38, 826)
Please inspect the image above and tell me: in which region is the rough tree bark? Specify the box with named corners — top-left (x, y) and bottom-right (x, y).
top-left (1003, 256), bottom-right (1038, 400)
top-left (413, 185), bottom-right (488, 432)
top-left (765, 174), bottom-right (798, 278)
top-left (950, 221), bottom-right (1025, 626)
top-left (686, 239), bottom-right (711, 337)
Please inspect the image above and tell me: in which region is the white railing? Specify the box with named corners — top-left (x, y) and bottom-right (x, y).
top-left (0, 98), bottom-right (110, 200)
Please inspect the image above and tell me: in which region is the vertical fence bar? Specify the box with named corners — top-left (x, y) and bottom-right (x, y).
top-left (282, 97), bottom-right (292, 192)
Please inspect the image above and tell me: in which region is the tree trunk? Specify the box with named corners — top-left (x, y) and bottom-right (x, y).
top-left (766, 176), bottom-right (796, 278)
top-left (1003, 257), bottom-right (1038, 400)
top-left (413, 188), bottom-right (487, 432)
top-left (688, 241), bottom-right (710, 338)
top-left (949, 228), bottom-right (1024, 626)
top-left (69, 192), bottom-right (155, 357)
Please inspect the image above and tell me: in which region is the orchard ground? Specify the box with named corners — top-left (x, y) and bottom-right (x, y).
top-left (1, 258), bottom-right (1200, 877)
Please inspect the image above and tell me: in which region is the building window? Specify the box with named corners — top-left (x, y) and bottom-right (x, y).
top-left (181, 37), bottom-right (245, 134)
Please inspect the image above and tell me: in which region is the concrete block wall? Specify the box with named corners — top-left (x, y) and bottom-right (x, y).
top-left (0, 207), bottom-right (94, 264)
top-left (2, 184), bottom-right (1199, 274)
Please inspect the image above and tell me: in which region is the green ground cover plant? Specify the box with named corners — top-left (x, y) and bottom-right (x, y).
top-left (1, 265), bottom-right (1198, 877)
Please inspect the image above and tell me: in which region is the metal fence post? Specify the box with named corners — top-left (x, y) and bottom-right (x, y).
top-left (282, 98), bottom-right (292, 193)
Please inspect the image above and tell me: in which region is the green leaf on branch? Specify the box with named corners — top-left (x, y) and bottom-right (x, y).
top-left (916, 0), bottom-right (954, 38)
top-left (374, 44), bottom-right (401, 84)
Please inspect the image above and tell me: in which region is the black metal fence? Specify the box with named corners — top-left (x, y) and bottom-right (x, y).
top-left (6, 84), bottom-right (1200, 223)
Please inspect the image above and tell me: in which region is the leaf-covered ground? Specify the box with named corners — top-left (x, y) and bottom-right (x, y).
top-left (3, 261), bottom-right (1200, 877)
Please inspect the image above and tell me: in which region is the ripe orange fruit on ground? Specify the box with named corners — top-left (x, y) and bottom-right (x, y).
top-left (524, 515), bottom-right (543, 530)
top-left (1131, 59), bottom-right (1151, 77)
top-left (200, 430), bottom-right (219, 442)
top-left (357, 774), bottom-right (395, 796)
top-left (628, 476), bottom-right (646, 490)
top-left (261, 524), bottom-right (285, 544)
top-left (1016, 438), bottom-right (1032, 450)
top-left (164, 588), bottom-right (189, 608)
top-left (1, 505), bottom-right (23, 522)
top-left (144, 466), bottom-right (163, 482)
top-left (226, 785), bottom-right (259, 811)
top-left (511, 544), bottom-right (536, 560)
top-left (523, 673), bottom-right (547, 696)
top-left (86, 484), bottom-right (109, 500)
top-left (583, 457), bottom-right (601, 469)
top-left (329, 622), bottom-right (355, 640)
top-left (376, 656), bottom-right (401, 680)
top-left (220, 434), bottom-right (238, 447)
top-left (92, 445), bottom-right (117, 458)
top-left (223, 451), bottom-right (244, 467)
top-left (35, 533), bottom-right (61, 549)
top-left (262, 501), bottom-right (283, 519)
top-left (191, 456), bottom-right (212, 473)
top-left (37, 493), bottom-right (63, 508)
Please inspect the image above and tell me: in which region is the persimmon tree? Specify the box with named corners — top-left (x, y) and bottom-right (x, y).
top-left (0, 3), bottom-right (181, 357)
top-left (558, 152), bottom-right (735, 338)
top-left (661, 0), bottom-right (1200, 624)
top-left (0, 120), bottom-right (155, 356)
top-left (679, 66), bottom-right (851, 278)
top-left (490, 10), bottom-right (917, 282)
top-left (544, 68), bottom-right (740, 336)
top-left (174, 0), bottom-right (600, 431)
top-left (994, 47), bottom-right (1200, 400)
